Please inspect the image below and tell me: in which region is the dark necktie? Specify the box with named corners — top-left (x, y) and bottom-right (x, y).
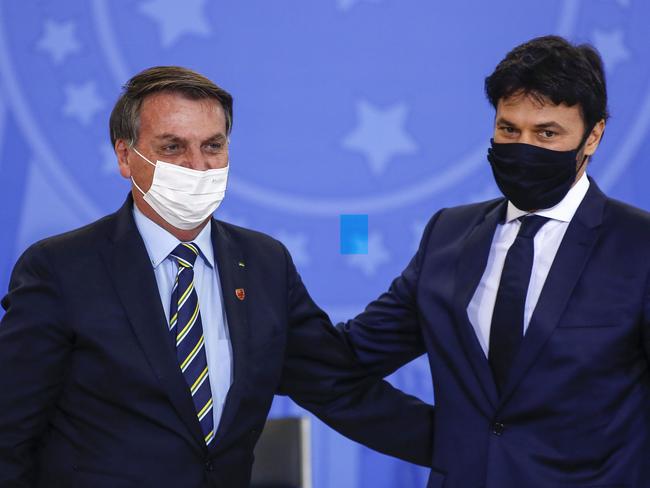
top-left (489, 215), bottom-right (549, 394)
top-left (169, 242), bottom-right (215, 446)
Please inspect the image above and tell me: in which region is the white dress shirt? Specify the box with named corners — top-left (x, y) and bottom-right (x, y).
top-left (133, 204), bottom-right (233, 430)
top-left (466, 172), bottom-right (590, 357)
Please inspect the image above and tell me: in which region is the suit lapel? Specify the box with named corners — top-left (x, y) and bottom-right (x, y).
top-left (101, 198), bottom-right (206, 453)
top-left (210, 220), bottom-right (249, 449)
top-left (453, 200), bottom-right (506, 410)
top-left (499, 181), bottom-right (605, 405)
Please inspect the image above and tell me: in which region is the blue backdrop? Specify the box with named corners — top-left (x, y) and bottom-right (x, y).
top-left (1, 1), bottom-right (649, 486)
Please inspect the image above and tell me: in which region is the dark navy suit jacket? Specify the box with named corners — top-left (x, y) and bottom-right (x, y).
top-left (340, 180), bottom-right (650, 488)
top-left (0, 197), bottom-right (434, 488)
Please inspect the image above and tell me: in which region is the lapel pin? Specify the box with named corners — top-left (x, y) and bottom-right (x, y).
top-left (235, 288), bottom-right (246, 301)
top-left (238, 261), bottom-right (245, 268)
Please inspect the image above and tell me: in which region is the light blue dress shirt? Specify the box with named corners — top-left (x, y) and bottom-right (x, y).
top-left (133, 204), bottom-right (233, 432)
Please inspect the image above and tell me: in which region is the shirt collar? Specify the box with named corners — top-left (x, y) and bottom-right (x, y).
top-left (505, 171), bottom-right (590, 224)
top-left (132, 203), bottom-right (215, 269)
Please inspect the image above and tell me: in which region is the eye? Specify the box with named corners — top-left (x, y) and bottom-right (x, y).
top-left (499, 126), bottom-right (518, 135)
top-left (204, 142), bottom-right (225, 152)
top-left (162, 144), bottom-right (179, 152)
top-left (540, 130), bottom-right (556, 139)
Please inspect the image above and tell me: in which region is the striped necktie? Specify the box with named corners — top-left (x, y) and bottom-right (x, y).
top-left (169, 242), bottom-right (215, 446)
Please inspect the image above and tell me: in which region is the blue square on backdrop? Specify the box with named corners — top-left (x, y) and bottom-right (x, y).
top-left (340, 214), bottom-right (368, 254)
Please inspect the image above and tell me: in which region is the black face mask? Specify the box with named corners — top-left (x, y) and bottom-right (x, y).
top-left (487, 138), bottom-right (588, 211)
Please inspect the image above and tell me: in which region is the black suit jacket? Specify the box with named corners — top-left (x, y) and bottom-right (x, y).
top-left (0, 197), bottom-right (433, 487)
top-left (339, 180), bottom-right (650, 488)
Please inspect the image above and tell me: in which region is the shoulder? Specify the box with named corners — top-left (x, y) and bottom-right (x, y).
top-left (603, 196), bottom-right (650, 237)
top-left (604, 195), bottom-right (650, 222)
top-left (437, 198), bottom-right (504, 223)
top-left (6, 212), bottom-right (118, 295)
top-left (213, 219), bottom-right (284, 248)
top-left (213, 219), bottom-right (288, 257)
top-left (20, 212), bottom-right (117, 263)
top-left (410, 197), bottom-right (505, 259)
top-left (422, 197), bottom-right (504, 236)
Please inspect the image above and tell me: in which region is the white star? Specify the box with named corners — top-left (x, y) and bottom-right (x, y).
top-left (347, 232), bottom-right (390, 276)
top-left (62, 81), bottom-right (105, 126)
top-left (592, 29), bottom-right (630, 73)
top-left (337, 0), bottom-right (381, 12)
top-left (139, 0), bottom-right (211, 48)
top-left (274, 230), bottom-right (311, 267)
top-left (99, 142), bottom-right (118, 174)
top-left (343, 100), bottom-right (418, 176)
top-left (36, 19), bottom-right (81, 65)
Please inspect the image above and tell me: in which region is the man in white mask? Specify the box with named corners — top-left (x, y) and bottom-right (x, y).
top-left (0, 66), bottom-right (433, 487)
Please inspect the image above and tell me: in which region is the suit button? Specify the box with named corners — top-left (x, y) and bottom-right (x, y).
top-left (205, 460), bottom-right (214, 471)
top-left (492, 422), bottom-right (505, 436)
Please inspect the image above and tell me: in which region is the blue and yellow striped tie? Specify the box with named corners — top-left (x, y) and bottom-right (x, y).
top-left (169, 242), bottom-right (215, 446)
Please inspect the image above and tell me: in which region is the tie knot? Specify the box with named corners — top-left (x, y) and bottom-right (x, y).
top-left (170, 242), bottom-right (200, 268)
top-left (517, 215), bottom-right (549, 239)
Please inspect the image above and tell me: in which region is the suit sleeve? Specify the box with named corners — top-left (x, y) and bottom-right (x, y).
top-left (335, 210), bottom-right (443, 377)
top-left (277, 244), bottom-right (434, 467)
top-left (643, 269), bottom-right (650, 365)
top-left (0, 243), bottom-right (74, 487)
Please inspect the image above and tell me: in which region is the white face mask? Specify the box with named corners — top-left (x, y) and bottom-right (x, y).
top-left (130, 147), bottom-right (229, 230)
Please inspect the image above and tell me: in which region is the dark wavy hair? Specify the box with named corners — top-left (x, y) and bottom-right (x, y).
top-left (485, 35), bottom-right (609, 134)
top-left (109, 66), bottom-right (233, 147)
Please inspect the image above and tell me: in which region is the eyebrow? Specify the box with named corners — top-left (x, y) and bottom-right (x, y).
top-left (495, 118), bottom-right (567, 132)
top-left (533, 121), bottom-right (566, 131)
top-left (203, 133), bottom-right (227, 142)
top-left (154, 132), bottom-right (227, 143)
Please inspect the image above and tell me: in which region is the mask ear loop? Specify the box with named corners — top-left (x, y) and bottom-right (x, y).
top-left (131, 176), bottom-right (147, 196)
top-left (128, 142), bottom-right (157, 196)
top-left (575, 125), bottom-right (595, 174)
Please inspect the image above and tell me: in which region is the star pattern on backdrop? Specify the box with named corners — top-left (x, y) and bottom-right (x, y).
top-left (347, 232), bottom-right (390, 276)
top-left (342, 100), bottom-right (418, 176)
top-left (139, 0), bottom-right (212, 48)
top-left (274, 230), bottom-right (311, 267)
top-left (62, 81), bottom-right (105, 126)
top-left (337, 0), bottom-right (381, 12)
top-left (4, 1), bottom-right (647, 483)
top-left (36, 19), bottom-right (81, 65)
top-left (592, 29), bottom-right (630, 73)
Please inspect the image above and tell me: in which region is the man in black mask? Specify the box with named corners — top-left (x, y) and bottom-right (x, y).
top-left (336, 35), bottom-right (650, 488)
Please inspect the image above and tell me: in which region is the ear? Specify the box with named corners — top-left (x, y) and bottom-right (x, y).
top-left (115, 139), bottom-right (131, 179)
top-left (584, 119), bottom-right (606, 157)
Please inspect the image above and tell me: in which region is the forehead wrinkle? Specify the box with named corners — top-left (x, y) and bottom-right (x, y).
top-left (152, 132), bottom-right (227, 144)
top-left (155, 133), bottom-right (184, 139)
